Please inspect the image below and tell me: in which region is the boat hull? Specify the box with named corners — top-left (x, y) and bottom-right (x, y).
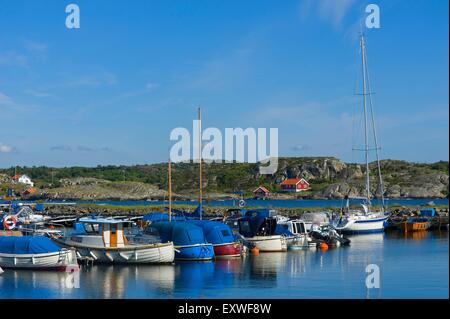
top-left (244, 235), bottom-right (287, 252)
top-left (53, 238), bottom-right (175, 264)
top-left (175, 243), bottom-right (215, 261)
top-left (0, 249), bottom-right (78, 270)
top-left (339, 216), bottom-right (388, 234)
top-left (400, 222), bottom-right (431, 233)
top-left (213, 242), bottom-right (241, 258)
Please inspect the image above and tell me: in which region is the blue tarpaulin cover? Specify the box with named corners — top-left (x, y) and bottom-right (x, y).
top-left (142, 212), bottom-right (186, 222)
top-left (150, 222), bottom-right (208, 246)
top-left (189, 220), bottom-right (235, 244)
top-left (0, 236), bottom-right (61, 254)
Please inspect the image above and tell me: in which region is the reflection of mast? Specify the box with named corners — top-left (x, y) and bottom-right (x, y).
top-left (198, 107), bottom-right (203, 220)
top-left (168, 158), bottom-right (172, 222)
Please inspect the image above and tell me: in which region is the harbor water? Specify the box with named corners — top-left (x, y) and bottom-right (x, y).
top-left (0, 231), bottom-right (448, 299)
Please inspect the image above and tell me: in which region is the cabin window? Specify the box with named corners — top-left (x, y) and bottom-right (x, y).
top-left (111, 225), bottom-right (117, 234)
top-left (298, 223), bottom-right (306, 234)
top-left (239, 221), bottom-right (251, 236)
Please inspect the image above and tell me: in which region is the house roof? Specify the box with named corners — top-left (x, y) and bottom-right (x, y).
top-left (280, 178), bottom-right (309, 186)
top-left (12, 174), bottom-right (23, 180)
top-left (253, 185), bottom-right (270, 193)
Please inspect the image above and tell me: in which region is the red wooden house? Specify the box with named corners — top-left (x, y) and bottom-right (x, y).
top-left (253, 185), bottom-right (270, 199)
top-left (280, 178), bottom-right (310, 192)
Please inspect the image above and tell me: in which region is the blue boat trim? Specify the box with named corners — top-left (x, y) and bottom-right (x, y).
top-left (353, 217), bottom-right (388, 223)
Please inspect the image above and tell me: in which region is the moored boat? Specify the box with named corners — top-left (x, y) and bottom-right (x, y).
top-left (0, 236), bottom-right (78, 270)
top-left (238, 209), bottom-right (287, 252)
top-left (148, 221), bottom-right (215, 261)
top-left (276, 218), bottom-right (314, 249)
top-left (52, 217), bottom-right (175, 264)
top-left (189, 220), bottom-right (241, 258)
top-left (400, 217), bottom-right (431, 233)
top-left (333, 34), bottom-right (389, 234)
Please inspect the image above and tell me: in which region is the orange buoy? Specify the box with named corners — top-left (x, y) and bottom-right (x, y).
top-left (319, 242), bottom-right (329, 251)
top-left (250, 247), bottom-right (260, 255)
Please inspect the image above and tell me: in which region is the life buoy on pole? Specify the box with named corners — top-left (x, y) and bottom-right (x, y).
top-left (3, 215), bottom-right (17, 231)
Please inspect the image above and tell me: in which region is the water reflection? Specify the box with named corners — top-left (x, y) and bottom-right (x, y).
top-left (0, 232), bottom-right (448, 298)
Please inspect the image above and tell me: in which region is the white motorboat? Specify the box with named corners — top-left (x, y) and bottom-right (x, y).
top-left (242, 235), bottom-right (287, 252)
top-left (277, 219), bottom-right (314, 249)
top-left (0, 266), bottom-right (3, 274)
top-left (52, 217), bottom-right (175, 264)
top-left (0, 236), bottom-right (78, 270)
top-left (238, 209), bottom-right (287, 252)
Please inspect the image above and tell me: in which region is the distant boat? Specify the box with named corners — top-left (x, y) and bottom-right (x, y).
top-left (333, 34), bottom-right (388, 234)
top-left (238, 209), bottom-right (287, 252)
top-left (52, 217), bottom-right (175, 264)
top-left (400, 217), bottom-right (431, 233)
top-left (0, 236), bottom-right (78, 270)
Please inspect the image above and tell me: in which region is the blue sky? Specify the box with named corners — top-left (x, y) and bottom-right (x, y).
top-left (0, 0), bottom-right (448, 167)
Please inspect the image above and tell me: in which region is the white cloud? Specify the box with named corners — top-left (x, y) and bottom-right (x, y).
top-left (24, 89), bottom-right (56, 99)
top-left (0, 92), bottom-right (14, 106)
top-left (146, 83), bottom-right (160, 91)
top-left (66, 72), bottom-right (118, 87)
top-left (0, 51), bottom-right (27, 67)
top-left (300, 0), bottom-right (357, 28)
top-left (24, 40), bottom-right (48, 53)
top-left (0, 142), bottom-right (13, 153)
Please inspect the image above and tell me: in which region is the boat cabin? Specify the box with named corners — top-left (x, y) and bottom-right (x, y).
top-left (74, 218), bottom-right (130, 248)
top-left (284, 220), bottom-right (308, 235)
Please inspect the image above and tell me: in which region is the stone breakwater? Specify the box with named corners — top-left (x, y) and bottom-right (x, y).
top-left (42, 204), bottom-right (449, 219)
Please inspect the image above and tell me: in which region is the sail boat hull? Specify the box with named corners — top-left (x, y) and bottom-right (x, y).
top-left (339, 216), bottom-right (388, 234)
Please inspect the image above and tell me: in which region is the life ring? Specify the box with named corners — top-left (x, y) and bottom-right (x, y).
top-left (238, 199), bottom-right (246, 208)
top-left (3, 215), bottom-right (17, 231)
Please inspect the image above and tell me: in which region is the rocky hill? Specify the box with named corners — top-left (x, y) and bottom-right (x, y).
top-left (0, 157), bottom-right (448, 200)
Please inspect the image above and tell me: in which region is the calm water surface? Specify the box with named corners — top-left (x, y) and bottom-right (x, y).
top-left (0, 231), bottom-right (448, 299)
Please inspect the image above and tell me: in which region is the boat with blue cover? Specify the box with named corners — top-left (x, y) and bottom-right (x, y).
top-left (148, 221), bottom-right (215, 261)
top-left (0, 236), bottom-right (77, 270)
top-left (189, 219), bottom-right (241, 258)
top-left (238, 209), bottom-right (287, 252)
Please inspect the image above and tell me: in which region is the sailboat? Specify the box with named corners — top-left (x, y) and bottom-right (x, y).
top-left (334, 34), bottom-right (388, 234)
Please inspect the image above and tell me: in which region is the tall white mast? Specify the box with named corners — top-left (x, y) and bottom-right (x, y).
top-left (360, 34), bottom-right (371, 209)
top-left (364, 50), bottom-right (386, 211)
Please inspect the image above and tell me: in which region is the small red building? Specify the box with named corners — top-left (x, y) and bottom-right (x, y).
top-left (280, 178), bottom-right (310, 192)
top-left (253, 185), bottom-right (270, 199)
